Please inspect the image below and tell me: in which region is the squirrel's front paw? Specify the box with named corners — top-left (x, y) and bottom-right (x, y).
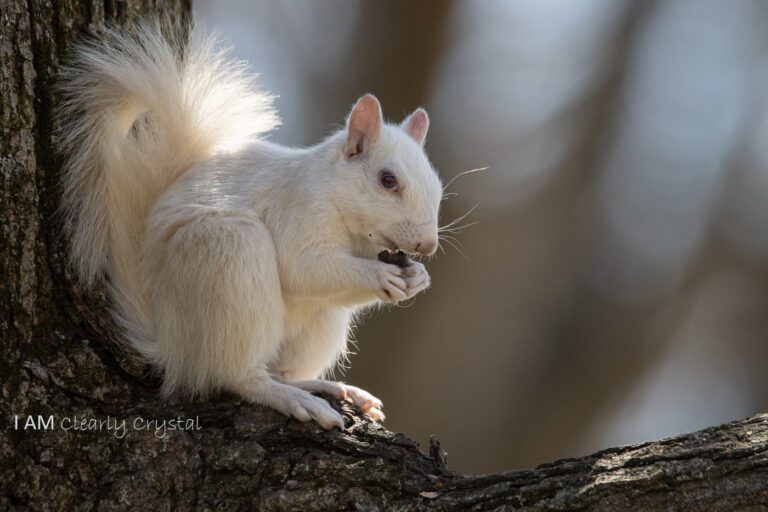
top-left (373, 263), bottom-right (408, 303)
top-left (402, 261), bottom-right (431, 298)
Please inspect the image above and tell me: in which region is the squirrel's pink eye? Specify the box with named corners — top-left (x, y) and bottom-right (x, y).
top-left (379, 170), bottom-right (398, 190)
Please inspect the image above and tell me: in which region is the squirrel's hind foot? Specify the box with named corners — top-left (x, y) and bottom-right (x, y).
top-left (237, 374), bottom-right (345, 430)
top-left (286, 379), bottom-right (385, 422)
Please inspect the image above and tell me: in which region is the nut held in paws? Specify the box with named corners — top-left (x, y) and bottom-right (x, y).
top-left (377, 250), bottom-right (412, 268)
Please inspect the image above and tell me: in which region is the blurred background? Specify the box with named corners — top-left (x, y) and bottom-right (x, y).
top-left (195, 0), bottom-right (768, 474)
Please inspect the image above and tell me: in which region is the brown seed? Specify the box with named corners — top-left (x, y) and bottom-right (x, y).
top-left (378, 250), bottom-right (412, 268)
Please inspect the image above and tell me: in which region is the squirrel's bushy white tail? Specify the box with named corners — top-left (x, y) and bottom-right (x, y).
top-left (58, 20), bottom-right (279, 358)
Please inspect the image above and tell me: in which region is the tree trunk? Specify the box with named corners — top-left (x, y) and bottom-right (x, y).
top-left (1, 2), bottom-right (767, 510)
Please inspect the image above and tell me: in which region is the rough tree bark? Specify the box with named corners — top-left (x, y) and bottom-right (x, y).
top-left (1, 1), bottom-right (767, 510)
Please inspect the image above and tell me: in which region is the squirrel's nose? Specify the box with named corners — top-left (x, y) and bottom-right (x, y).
top-left (415, 239), bottom-right (438, 256)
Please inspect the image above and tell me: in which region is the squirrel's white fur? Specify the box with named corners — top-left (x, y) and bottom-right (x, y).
top-left (57, 20), bottom-right (441, 429)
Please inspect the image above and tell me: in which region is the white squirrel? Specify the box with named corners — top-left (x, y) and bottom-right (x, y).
top-left (57, 20), bottom-right (442, 429)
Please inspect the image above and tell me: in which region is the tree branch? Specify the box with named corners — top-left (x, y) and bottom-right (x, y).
top-left (8, 386), bottom-right (768, 510)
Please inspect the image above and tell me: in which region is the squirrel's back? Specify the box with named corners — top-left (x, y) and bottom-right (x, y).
top-left (57, 19), bottom-right (279, 357)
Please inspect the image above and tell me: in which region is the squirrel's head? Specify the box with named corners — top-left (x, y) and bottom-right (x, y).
top-left (337, 94), bottom-right (442, 257)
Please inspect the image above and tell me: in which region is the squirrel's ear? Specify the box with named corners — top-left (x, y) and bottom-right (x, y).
top-left (346, 94), bottom-right (382, 158)
top-left (400, 108), bottom-right (429, 146)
